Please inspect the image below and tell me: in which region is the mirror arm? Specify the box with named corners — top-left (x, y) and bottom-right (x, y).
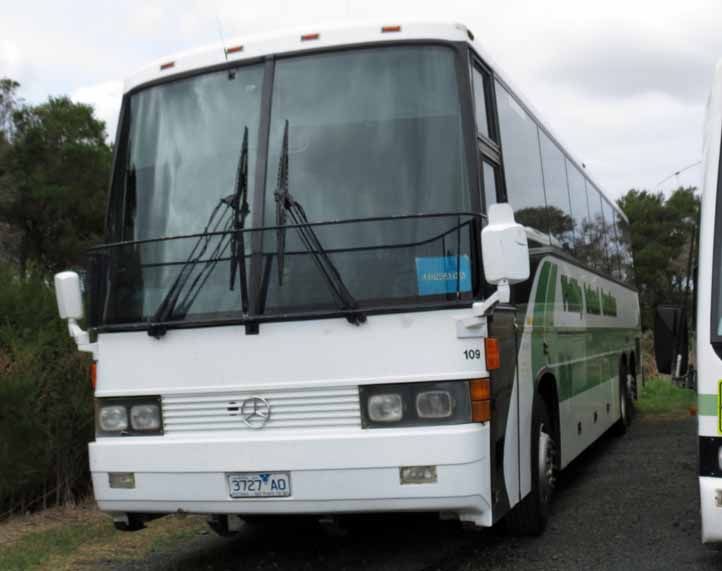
top-left (457, 280), bottom-right (510, 337)
top-left (472, 280), bottom-right (510, 318)
top-left (67, 318), bottom-right (97, 356)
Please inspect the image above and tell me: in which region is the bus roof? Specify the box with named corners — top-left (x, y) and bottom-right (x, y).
top-left (124, 20), bottom-right (625, 220)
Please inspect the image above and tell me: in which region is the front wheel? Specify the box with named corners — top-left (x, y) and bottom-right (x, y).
top-left (505, 398), bottom-right (557, 536)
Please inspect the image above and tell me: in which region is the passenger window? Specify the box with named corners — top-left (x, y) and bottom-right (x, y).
top-left (496, 82), bottom-right (548, 244)
top-left (615, 210), bottom-right (635, 283)
top-left (472, 68), bottom-right (490, 138)
top-left (481, 161), bottom-right (497, 211)
top-left (566, 161), bottom-right (590, 260)
top-left (601, 199), bottom-right (621, 278)
top-left (585, 182), bottom-right (606, 272)
top-left (539, 132), bottom-right (573, 251)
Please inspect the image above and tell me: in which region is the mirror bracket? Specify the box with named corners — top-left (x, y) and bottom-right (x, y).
top-left (472, 280), bottom-right (510, 318)
top-left (456, 280), bottom-right (510, 337)
top-left (67, 318), bottom-right (97, 355)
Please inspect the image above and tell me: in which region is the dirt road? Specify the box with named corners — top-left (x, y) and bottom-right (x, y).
top-left (101, 415), bottom-right (721, 571)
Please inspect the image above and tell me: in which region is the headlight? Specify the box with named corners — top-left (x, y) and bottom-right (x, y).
top-left (130, 404), bottom-right (161, 431)
top-left (99, 405), bottom-right (128, 432)
top-left (368, 394), bottom-right (403, 422)
top-left (416, 390), bottom-right (453, 419)
top-left (360, 381), bottom-right (471, 429)
top-left (96, 397), bottom-right (163, 436)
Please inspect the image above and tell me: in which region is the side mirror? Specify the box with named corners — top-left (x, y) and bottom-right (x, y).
top-left (54, 271), bottom-right (84, 320)
top-left (654, 304), bottom-right (688, 376)
top-left (481, 203), bottom-right (530, 286)
top-left (54, 271), bottom-right (95, 354)
top-left (467, 204), bottom-right (530, 320)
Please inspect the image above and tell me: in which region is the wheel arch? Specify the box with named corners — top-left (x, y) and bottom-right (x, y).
top-left (535, 370), bottom-right (561, 445)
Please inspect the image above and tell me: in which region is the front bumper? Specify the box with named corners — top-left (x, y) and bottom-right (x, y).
top-left (700, 477), bottom-right (722, 542)
top-left (89, 423), bottom-right (492, 526)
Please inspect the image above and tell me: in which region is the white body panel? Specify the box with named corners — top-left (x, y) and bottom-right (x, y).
top-left (92, 309), bottom-right (496, 525)
top-left (697, 60), bottom-right (722, 542)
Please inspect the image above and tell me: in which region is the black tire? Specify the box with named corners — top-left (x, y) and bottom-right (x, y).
top-left (612, 360), bottom-right (633, 436)
top-left (505, 397), bottom-right (557, 536)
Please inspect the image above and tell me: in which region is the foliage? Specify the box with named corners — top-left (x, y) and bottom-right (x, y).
top-left (0, 85), bottom-right (111, 274)
top-left (617, 187), bottom-right (699, 329)
top-left (0, 264), bottom-right (94, 517)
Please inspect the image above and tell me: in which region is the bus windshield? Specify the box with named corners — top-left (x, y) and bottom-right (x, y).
top-left (95, 45), bottom-right (475, 328)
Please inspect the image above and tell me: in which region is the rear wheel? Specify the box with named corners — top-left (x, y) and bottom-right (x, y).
top-left (612, 360), bottom-right (633, 436)
top-left (505, 398), bottom-right (557, 536)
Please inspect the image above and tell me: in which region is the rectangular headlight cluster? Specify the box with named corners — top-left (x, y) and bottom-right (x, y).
top-left (360, 381), bottom-right (472, 429)
top-left (95, 397), bottom-right (163, 437)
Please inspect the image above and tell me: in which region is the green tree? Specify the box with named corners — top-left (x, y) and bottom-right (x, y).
top-left (0, 96), bottom-right (112, 275)
top-left (617, 187), bottom-right (699, 329)
top-left (0, 78), bottom-right (21, 264)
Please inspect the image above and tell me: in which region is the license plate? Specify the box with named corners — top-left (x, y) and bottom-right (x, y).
top-left (227, 472), bottom-right (291, 498)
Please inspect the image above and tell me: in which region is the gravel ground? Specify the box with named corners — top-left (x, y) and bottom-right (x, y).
top-left (101, 415), bottom-right (722, 571)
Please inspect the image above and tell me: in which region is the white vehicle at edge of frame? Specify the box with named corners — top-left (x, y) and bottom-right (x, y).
top-left (694, 58), bottom-right (722, 544)
top-left (53, 20), bottom-right (641, 536)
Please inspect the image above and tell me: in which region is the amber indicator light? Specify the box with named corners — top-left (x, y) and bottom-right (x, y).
top-left (301, 33), bottom-right (320, 41)
top-left (470, 378), bottom-right (491, 422)
top-left (472, 400), bottom-right (491, 423)
top-left (225, 45), bottom-right (243, 55)
top-left (160, 61), bottom-right (175, 71)
top-left (381, 25), bottom-right (402, 33)
top-left (90, 362), bottom-right (97, 391)
top-left (485, 337), bottom-right (500, 371)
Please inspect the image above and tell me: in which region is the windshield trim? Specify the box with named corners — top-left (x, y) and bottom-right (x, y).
top-left (90, 299), bottom-right (475, 336)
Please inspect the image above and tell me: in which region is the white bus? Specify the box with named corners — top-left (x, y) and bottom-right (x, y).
top-left (54, 21), bottom-right (640, 536)
top-left (668, 58), bottom-right (722, 543)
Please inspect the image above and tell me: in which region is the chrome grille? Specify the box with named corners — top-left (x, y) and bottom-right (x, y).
top-left (162, 386), bottom-right (361, 433)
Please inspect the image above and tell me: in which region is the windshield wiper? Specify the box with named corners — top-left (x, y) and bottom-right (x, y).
top-left (228, 127), bottom-right (250, 313)
top-left (274, 120), bottom-right (366, 325)
top-left (149, 127), bottom-right (250, 337)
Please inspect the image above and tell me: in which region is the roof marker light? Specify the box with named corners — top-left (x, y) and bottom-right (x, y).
top-left (225, 45), bottom-right (243, 55)
top-left (160, 61), bottom-right (175, 71)
top-left (301, 33), bottom-right (320, 41)
top-left (381, 25), bottom-right (401, 33)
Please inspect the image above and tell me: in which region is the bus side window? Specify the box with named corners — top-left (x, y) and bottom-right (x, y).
top-left (472, 67), bottom-right (490, 139)
top-left (539, 131), bottom-right (574, 251)
top-left (601, 199), bottom-right (622, 280)
top-left (481, 160), bottom-right (498, 211)
top-left (566, 160), bottom-right (591, 263)
top-left (615, 210), bottom-right (635, 283)
top-left (585, 182), bottom-right (606, 272)
top-left (495, 81), bottom-right (548, 244)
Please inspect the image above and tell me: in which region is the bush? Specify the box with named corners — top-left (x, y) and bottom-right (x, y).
top-left (0, 265), bottom-right (93, 517)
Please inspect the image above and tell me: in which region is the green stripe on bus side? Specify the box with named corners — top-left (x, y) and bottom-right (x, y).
top-left (698, 394), bottom-right (718, 417)
top-left (524, 259), bottom-right (636, 402)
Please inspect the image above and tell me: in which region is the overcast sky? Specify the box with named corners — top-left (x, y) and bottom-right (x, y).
top-left (2, 0), bottom-right (720, 199)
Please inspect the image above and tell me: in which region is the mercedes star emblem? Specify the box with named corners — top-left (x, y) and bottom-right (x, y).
top-left (240, 397), bottom-right (271, 429)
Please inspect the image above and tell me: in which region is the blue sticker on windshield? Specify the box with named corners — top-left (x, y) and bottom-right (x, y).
top-left (415, 256), bottom-right (471, 296)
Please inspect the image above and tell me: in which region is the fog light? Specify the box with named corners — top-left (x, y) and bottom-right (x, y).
top-left (109, 472), bottom-right (135, 489)
top-left (400, 465), bottom-right (437, 485)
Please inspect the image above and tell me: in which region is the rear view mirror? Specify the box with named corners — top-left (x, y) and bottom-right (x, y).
top-left (654, 304), bottom-right (688, 376)
top-left (54, 271), bottom-right (84, 320)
